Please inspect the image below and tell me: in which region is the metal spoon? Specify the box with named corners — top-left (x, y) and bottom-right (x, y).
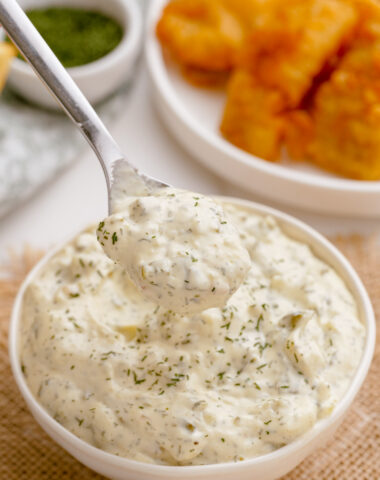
top-left (0, 0), bottom-right (167, 213)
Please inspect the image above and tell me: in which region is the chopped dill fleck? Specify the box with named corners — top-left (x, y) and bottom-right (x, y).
top-left (69, 293), bottom-right (80, 298)
top-left (101, 351), bottom-right (116, 361)
top-left (254, 382), bottom-right (261, 390)
top-left (256, 363), bottom-right (267, 371)
top-left (112, 232), bottom-right (118, 244)
top-left (221, 322), bottom-right (231, 330)
top-left (217, 372), bottom-right (225, 380)
top-left (255, 314), bottom-right (263, 331)
top-left (133, 371), bottom-right (146, 385)
top-left (75, 417), bottom-right (84, 426)
top-left (264, 420), bottom-right (272, 425)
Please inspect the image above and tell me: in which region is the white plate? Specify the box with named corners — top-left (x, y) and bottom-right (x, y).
top-left (145, 0), bottom-right (380, 218)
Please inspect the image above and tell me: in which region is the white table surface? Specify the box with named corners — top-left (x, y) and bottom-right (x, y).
top-left (0, 63), bottom-right (379, 263)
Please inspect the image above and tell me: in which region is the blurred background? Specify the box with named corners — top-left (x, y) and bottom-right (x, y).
top-left (0, 0), bottom-right (379, 265)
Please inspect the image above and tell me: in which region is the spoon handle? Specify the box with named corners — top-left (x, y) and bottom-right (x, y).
top-left (0, 0), bottom-right (123, 198)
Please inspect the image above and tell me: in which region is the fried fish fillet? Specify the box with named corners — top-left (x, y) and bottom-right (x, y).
top-left (221, 0), bottom-right (359, 162)
top-left (156, 0), bottom-right (244, 72)
top-left (0, 42), bottom-right (15, 92)
top-left (220, 69), bottom-right (286, 160)
top-left (307, 38), bottom-right (380, 180)
top-left (242, 0), bottom-right (357, 107)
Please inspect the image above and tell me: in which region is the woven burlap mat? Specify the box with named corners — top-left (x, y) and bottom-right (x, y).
top-left (1, 238), bottom-right (379, 479)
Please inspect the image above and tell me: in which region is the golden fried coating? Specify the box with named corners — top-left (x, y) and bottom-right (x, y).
top-left (241, 0), bottom-right (357, 107)
top-left (156, 0), bottom-right (244, 72)
top-left (307, 39), bottom-right (380, 179)
top-left (0, 43), bottom-right (15, 92)
top-left (284, 110), bottom-right (315, 160)
top-left (220, 70), bottom-right (286, 160)
top-left (219, 0), bottom-right (272, 29)
top-left (181, 66), bottom-right (229, 87)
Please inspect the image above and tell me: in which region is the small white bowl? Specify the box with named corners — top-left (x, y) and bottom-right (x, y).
top-left (9, 197), bottom-right (375, 480)
top-left (5, 0), bottom-right (142, 109)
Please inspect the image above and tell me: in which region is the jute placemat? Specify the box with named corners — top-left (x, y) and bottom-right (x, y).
top-left (1, 238), bottom-right (379, 479)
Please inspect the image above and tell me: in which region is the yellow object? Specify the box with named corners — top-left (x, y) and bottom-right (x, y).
top-left (156, 0), bottom-right (244, 72)
top-left (308, 39), bottom-right (380, 180)
top-left (221, 69), bottom-right (286, 160)
top-left (0, 42), bottom-right (15, 92)
top-left (241, 0), bottom-right (357, 107)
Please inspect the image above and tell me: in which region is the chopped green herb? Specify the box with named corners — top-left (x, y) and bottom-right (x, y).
top-left (255, 314), bottom-right (263, 331)
top-left (256, 363), bottom-right (267, 371)
top-left (133, 371), bottom-right (146, 385)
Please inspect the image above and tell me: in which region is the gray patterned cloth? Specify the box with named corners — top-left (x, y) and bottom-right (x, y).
top-left (0, 80), bottom-right (134, 219)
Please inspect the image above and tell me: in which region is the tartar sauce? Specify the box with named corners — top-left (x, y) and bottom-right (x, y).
top-left (97, 187), bottom-right (250, 314)
top-left (20, 201), bottom-right (365, 465)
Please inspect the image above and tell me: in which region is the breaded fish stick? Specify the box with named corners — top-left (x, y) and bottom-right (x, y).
top-left (244, 0), bottom-right (357, 107)
top-left (220, 69), bottom-right (286, 160)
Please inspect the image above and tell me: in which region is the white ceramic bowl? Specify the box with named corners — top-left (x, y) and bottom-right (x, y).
top-left (9, 197), bottom-right (375, 480)
top-left (4, 0), bottom-right (142, 109)
top-left (146, 0), bottom-right (380, 217)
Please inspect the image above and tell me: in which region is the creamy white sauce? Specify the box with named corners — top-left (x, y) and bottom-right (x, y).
top-left (20, 202), bottom-right (365, 465)
top-left (98, 188), bottom-right (250, 314)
